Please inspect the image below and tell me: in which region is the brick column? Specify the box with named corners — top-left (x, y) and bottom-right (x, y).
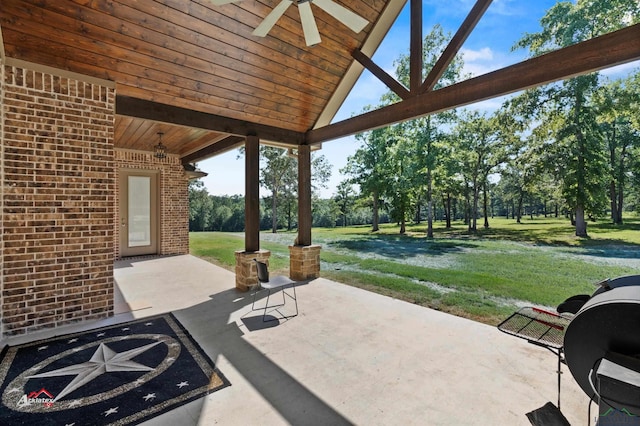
top-left (235, 250), bottom-right (270, 292)
top-left (1, 63), bottom-right (115, 336)
top-left (289, 245), bottom-right (321, 281)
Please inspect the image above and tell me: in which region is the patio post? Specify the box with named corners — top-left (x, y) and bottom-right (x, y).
top-left (297, 145), bottom-right (312, 246)
top-left (235, 135), bottom-right (270, 291)
top-left (245, 135), bottom-right (260, 252)
top-left (289, 145), bottom-right (321, 280)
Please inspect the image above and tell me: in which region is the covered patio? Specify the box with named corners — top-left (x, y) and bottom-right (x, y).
top-left (3, 255), bottom-right (590, 424)
top-left (1, 0), bottom-right (639, 337)
top-left (0, 1), bottom-right (637, 422)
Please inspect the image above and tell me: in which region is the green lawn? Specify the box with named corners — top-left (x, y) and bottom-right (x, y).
top-left (189, 216), bottom-right (640, 325)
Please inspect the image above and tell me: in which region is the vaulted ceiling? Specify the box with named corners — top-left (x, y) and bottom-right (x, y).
top-left (0, 0), bottom-right (401, 160)
top-left (1, 1), bottom-right (639, 163)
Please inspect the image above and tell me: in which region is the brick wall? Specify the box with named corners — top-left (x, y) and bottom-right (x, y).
top-left (114, 150), bottom-right (189, 259)
top-left (1, 64), bottom-right (115, 336)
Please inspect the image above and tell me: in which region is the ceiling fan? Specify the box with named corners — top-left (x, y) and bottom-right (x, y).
top-left (211, 0), bottom-right (369, 46)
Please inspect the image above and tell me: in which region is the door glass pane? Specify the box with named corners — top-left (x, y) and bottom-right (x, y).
top-left (128, 176), bottom-right (151, 247)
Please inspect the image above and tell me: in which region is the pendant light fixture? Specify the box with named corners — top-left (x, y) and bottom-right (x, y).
top-left (154, 132), bottom-right (167, 159)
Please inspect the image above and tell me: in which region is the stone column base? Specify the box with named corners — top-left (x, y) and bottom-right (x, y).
top-left (235, 249), bottom-right (270, 292)
top-left (289, 245), bottom-right (321, 281)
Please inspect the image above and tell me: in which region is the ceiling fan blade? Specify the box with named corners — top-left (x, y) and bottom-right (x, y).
top-left (252, 0), bottom-right (293, 37)
top-left (298, 1), bottom-right (321, 46)
top-left (312, 0), bottom-right (369, 33)
top-left (209, 0), bottom-right (239, 5)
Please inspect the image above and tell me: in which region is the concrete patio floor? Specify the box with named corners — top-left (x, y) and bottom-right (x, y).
top-left (2, 255), bottom-right (591, 425)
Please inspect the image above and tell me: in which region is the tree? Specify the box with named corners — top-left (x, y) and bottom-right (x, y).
top-left (312, 198), bottom-right (341, 228)
top-left (433, 134), bottom-right (463, 228)
top-left (594, 76), bottom-right (640, 224)
top-left (383, 128), bottom-right (416, 234)
top-left (259, 146), bottom-right (297, 233)
top-left (512, 0), bottom-right (639, 236)
top-left (188, 179), bottom-right (212, 231)
top-left (451, 110), bottom-right (513, 232)
top-left (257, 146), bottom-right (332, 233)
top-left (384, 24), bottom-right (465, 237)
top-left (311, 153), bottom-right (332, 196)
top-left (334, 180), bottom-right (356, 227)
top-left (627, 72), bottom-right (640, 213)
top-left (343, 125), bottom-right (392, 232)
top-left (211, 205), bottom-right (232, 231)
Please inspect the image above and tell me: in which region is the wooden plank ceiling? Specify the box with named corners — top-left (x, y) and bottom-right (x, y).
top-left (2, 1), bottom-right (639, 161)
top-left (0, 0), bottom-right (394, 158)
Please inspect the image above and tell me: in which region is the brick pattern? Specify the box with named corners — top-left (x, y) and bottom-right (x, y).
top-left (235, 250), bottom-right (271, 292)
top-left (1, 65), bottom-right (115, 336)
top-left (289, 245), bottom-right (322, 281)
top-left (114, 150), bottom-right (189, 259)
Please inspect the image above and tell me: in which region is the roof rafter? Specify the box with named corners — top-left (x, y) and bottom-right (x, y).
top-left (349, 0), bottom-right (492, 104)
top-left (410, 0), bottom-right (423, 94)
top-left (421, 0), bottom-right (493, 93)
top-left (306, 24), bottom-right (640, 145)
top-left (352, 48), bottom-right (410, 99)
top-left (116, 96), bottom-right (305, 146)
top-left (181, 135), bottom-right (246, 164)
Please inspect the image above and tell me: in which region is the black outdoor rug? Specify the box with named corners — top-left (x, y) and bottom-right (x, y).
top-left (0, 313), bottom-right (230, 425)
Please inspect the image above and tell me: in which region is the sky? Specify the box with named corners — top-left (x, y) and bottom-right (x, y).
top-left (197, 0), bottom-right (638, 199)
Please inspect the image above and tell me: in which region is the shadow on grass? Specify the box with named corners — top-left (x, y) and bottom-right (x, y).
top-left (470, 225), bottom-right (577, 245)
top-left (564, 242), bottom-right (640, 260)
top-left (328, 234), bottom-right (476, 259)
top-left (438, 218), bottom-right (640, 248)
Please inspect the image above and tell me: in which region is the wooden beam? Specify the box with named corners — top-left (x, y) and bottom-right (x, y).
top-left (0, 19), bottom-right (6, 60)
top-left (352, 48), bottom-right (410, 100)
top-left (116, 96), bottom-right (305, 146)
top-left (297, 145), bottom-right (312, 246)
top-left (410, 0), bottom-right (423, 94)
top-left (181, 135), bottom-right (245, 164)
top-left (306, 24), bottom-right (640, 145)
top-left (245, 136), bottom-right (260, 253)
top-left (421, 0), bottom-right (493, 93)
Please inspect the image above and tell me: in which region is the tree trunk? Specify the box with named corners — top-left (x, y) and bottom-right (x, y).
top-left (483, 181), bottom-right (489, 229)
top-left (575, 205), bottom-right (588, 237)
top-left (609, 123), bottom-right (619, 224)
top-left (464, 187), bottom-right (471, 229)
top-left (271, 191), bottom-right (278, 233)
top-left (610, 180), bottom-right (619, 224)
top-left (615, 143), bottom-right (627, 225)
top-left (616, 186), bottom-right (624, 224)
top-left (400, 216), bottom-right (406, 234)
top-left (372, 189), bottom-right (380, 232)
top-left (516, 195), bottom-right (523, 224)
top-left (443, 194), bottom-right (452, 229)
top-left (452, 198), bottom-right (458, 224)
top-left (574, 87), bottom-right (588, 237)
top-left (471, 183), bottom-right (478, 232)
top-left (427, 169), bottom-right (433, 238)
top-left (464, 199), bottom-right (470, 228)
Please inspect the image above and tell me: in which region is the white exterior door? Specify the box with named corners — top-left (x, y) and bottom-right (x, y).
top-left (119, 170), bottom-right (159, 257)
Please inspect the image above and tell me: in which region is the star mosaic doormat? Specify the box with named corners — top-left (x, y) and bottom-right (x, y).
top-left (0, 313), bottom-right (230, 425)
